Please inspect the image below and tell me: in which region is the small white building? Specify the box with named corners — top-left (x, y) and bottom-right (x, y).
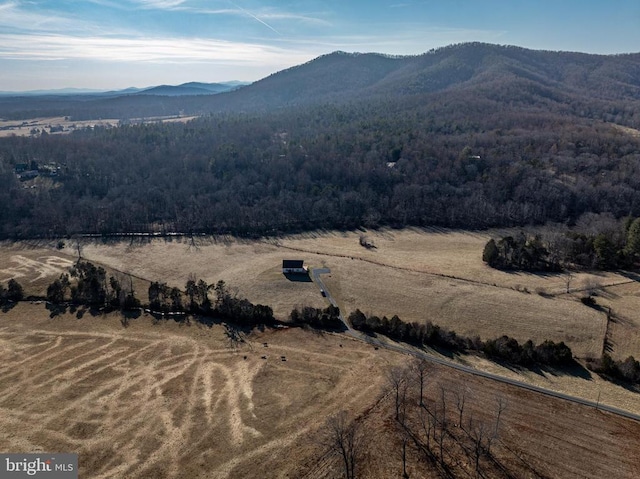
top-left (282, 260), bottom-right (307, 274)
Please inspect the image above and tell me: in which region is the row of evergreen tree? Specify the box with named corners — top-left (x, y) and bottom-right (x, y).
top-left (348, 309), bottom-right (573, 368)
top-left (587, 353), bottom-right (640, 384)
top-left (44, 261), bottom-right (275, 326)
top-left (46, 261), bottom-right (140, 310)
top-left (148, 278), bottom-right (274, 325)
top-left (289, 305), bottom-right (343, 330)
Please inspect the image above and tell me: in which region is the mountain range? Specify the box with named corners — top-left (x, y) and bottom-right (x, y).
top-left (0, 81), bottom-right (248, 98)
top-left (206, 43), bottom-right (640, 113)
top-left (1, 43), bottom-right (639, 124)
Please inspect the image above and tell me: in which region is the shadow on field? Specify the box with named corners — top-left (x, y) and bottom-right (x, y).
top-left (490, 357), bottom-right (593, 381)
top-left (120, 309), bottom-right (142, 327)
top-left (224, 323), bottom-right (254, 349)
top-left (1, 301), bottom-right (17, 313)
top-left (283, 272), bottom-right (312, 282)
top-left (618, 270), bottom-right (640, 282)
top-left (46, 302), bottom-right (68, 318)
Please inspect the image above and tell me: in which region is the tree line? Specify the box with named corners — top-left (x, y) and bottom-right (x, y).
top-left (348, 309), bottom-right (574, 369)
top-left (349, 307), bottom-right (640, 387)
top-left (148, 277), bottom-right (274, 326)
top-left (289, 305), bottom-right (343, 330)
top-left (44, 262), bottom-right (276, 326)
top-left (587, 353), bottom-right (640, 385)
top-left (483, 215), bottom-right (640, 271)
top-left (46, 261), bottom-right (140, 311)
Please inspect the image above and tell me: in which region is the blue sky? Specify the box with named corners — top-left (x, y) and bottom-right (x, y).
top-left (1, 0), bottom-right (639, 91)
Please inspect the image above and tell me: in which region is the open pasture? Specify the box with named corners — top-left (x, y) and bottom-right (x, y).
top-left (0, 243), bottom-right (76, 296)
top-left (0, 242), bottom-right (150, 300)
top-left (0, 115), bottom-right (199, 138)
top-left (0, 304), bottom-right (639, 478)
top-left (4, 228), bottom-right (637, 360)
top-left (76, 230), bottom-right (634, 359)
top-left (0, 303), bottom-right (393, 478)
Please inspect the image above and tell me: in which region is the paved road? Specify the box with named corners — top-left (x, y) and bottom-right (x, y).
top-left (311, 268), bottom-right (640, 424)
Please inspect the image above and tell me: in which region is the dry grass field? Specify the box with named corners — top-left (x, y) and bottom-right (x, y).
top-left (0, 242), bottom-right (150, 301)
top-left (69, 229), bottom-right (638, 361)
top-left (344, 364), bottom-right (640, 479)
top-left (1, 304), bottom-right (639, 478)
top-left (0, 303), bottom-right (398, 478)
top-left (1, 231), bottom-right (638, 364)
top-left (0, 228), bottom-right (638, 425)
top-left (0, 115), bottom-right (199, 138)
top-left (269, 229), bottom-right (639, 361)
top-left (78, 237), bottom-right (328, 318)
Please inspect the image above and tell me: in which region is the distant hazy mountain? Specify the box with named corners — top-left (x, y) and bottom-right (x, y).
top-left (135, 82), bottom-right (248, 97)
top-left (0, 82), bottom-right (249, 98)
top-left (0, 87), bottom-right (110, 96)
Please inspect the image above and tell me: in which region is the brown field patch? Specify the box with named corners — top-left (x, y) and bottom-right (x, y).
top-left (79, 237), bottom-right (327, 318)
top-left (1, 304), bottom-right (639, 478)
top-left (335, 365), bottom-right (640, 479)
top-left (0, 243), bottom-right (76, 296)
top-left (0, 241), bottom-right (150, 299)
top-left (322, 259), bottom-right (605, 358)
top-left (590, 281), bottom-right (640, 361)
top-left (273, 228), bottom-right (629, 294)
top-left (0, 115), bottom-right (199, 138)
top-left (0, 229), bottom-right (638, 415)
top-left (0, 303), bottom-right (395, 478)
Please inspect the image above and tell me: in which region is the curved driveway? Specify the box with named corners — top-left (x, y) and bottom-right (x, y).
top-left (311, 268), bottom-right (640, 423)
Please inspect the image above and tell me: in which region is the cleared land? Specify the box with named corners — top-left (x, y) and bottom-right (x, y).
top-left (0, 115), bottom-right (198, 138)
top-left (1, 230), bottom-right (640, 478)
top-left (0, 229), bottom-right (638, 420)
top-left (69, 229), bottom-right (637, 360)
top-left (0, 303), bottom-right (396, 478)
top-left (1, 305), bottom-right (639, 478)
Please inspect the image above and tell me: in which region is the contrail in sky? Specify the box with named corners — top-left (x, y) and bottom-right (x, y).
top-left (227, 1), bottom-right (281, 35)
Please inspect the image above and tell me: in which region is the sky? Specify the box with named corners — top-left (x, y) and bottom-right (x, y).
top-left (1, 0), bottom-right (639, 91)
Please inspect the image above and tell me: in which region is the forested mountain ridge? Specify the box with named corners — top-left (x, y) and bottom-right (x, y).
top-left (1, 43), bottom-right (640, 239)
top-left (1, 43), bottom-right (640, 122)
top-left (243, 43), bottom-right (640, 105)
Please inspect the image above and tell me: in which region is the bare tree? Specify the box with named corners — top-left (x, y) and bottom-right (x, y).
top-left (565, 271), bottom-right (573, 293)
top-left (452, 386), bottom-right (468, 429)
top-left (324, 411), bottom-right (364, 479)
top-left (582, 277), bottom-right (603, 297)
top-left (467, 415), bottom-right (488, 478)
top-left (401, 435), bottom-right (410, 479)
top-left (388, 366), bottom-right (408, 422)
top-left (487, 396), bottom-right (507, 454)
top-left (436, 384), bottom-right (448, 464)
top-left (411, 358), bottom-right (430, 407)
top-left (417, 402), bottom-right (434, 453)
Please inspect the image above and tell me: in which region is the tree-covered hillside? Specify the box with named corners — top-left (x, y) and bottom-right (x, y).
top-left (1, 95), bottom-right (640, 238)
top-left (1, 43), bottom-right (640, 238)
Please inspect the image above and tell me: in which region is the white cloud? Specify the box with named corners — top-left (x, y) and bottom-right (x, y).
top-left (0, 32), bottom-right (315, 65)
top-left (258, 12), bottom-right (331, 27)
top-left (131, 0), bottom-right (188, 9)
top-left (0, 1), bottom-right (81, 32)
